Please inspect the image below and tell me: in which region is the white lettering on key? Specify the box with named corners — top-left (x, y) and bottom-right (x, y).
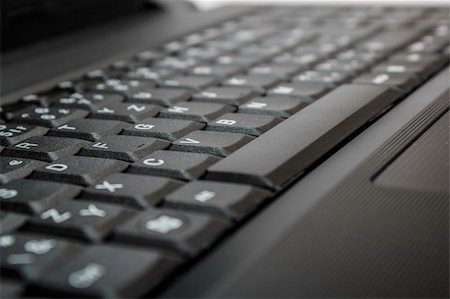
top-left (68, 263), bottom-right (106, 289)
top-left (40, 209), bottom-right (72, 223)
top-left (15, 142), bottom-right (38, 150)
top-left (179, 138), bottom-right (200, 144)
top-left (7, 254), bottom-right (35, 265)
top-left (45, 164), bottom-right (69, 172)
top-left (58, 124), bottom-right (76, 130)
top-left (0, 188), bottom-right (18, 199)
top-left (216, 119), bottom-right (236, 125)
top-left (8, 160), bottom-right (23, 166)
top-left (246, 102), bottom-right (267, 109)
top-left (143, 158), bottom-right (165, 166)
top-left (0, 235), bottom-right (15, 247)
top-left (127, 104), bottom-right (146, 112)
top-left (145, 215), bottom-right (183, 234)
top-left (272, 86), bottom-right (293, 94)
top-left (79, 204), bottom-right (106, 217)
top-left (92, 142), bottom-right (109, 149)
top-left (168, 106), bottom-right (189, 113)
top-left (134, 124), bottom-right (155, 130)
top-left (372, 74), bottom-right (389, 84)
top-left (95, 181), bottom-right (123, 193)
top-left (24, 239), bottom-right (57, 255)
top-left (194, 190), bottom-right (216, 203)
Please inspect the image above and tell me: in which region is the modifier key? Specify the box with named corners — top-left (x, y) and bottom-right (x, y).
top-left (207, 84), bottom-right (401, 189)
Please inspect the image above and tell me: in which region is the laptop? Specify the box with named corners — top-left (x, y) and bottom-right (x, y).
top-left (1, 0), bottom-right (449, 298)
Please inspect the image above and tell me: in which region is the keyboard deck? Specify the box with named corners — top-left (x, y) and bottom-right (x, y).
top-left (1, 5), bottom-right (449, 298)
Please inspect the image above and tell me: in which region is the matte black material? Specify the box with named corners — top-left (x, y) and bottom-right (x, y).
top-left (207, 84), bottom-right (401, 189)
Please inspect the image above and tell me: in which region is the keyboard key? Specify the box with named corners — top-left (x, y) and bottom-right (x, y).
top-left (2, 136), bottom-right (90, 162)
top-left (222, 75), bottom-right (282, 91)
top-left (189, 65), bottom-right (243, 78)
top-left (121, 118), bottom-right (204, 141)
top-left (207, 85), bottom-right (401, 189)
top-left (90, 102), bottom-right (160, 123)
top-left (267, 82), bottom-right (330, 101)
top-left (126, 88), bottom-right (191, 107)
top-left (372, 62), bottom-right (430, 76)
top-left (164, 181), bottom-right (270, 220)
top-left (129, 150), bottom-right (220, 180)
top-left (0, 124), bottom-right (48, 146)
top-left (0, 157), bottom-right (45, 185)
top-left (84, 79), bottom-right (156, 99)
top-left (249, 64), bottom-right (304, 78)
top-left (6, 107), bottom-right (89, 128)
top-left (238, 97), bottom-right (308, 118)
top-left (159, 102), bottom-right (234, 123)
top-left (293, 70), bottom-right (349, 85)
top-left (26, 201), bottom-right (133, 241)
top-left (161, 75), bottom-right (219, 92)
top-left (0, 212), bottom-right (27, 234)
top-left (171, 130), bottom-right (254, 157)
top-left (0, 233), bottom-right (83, 280)
top-left (52, 93), bottom-right (125, 112)
top-left (357, 29), bottom-right (423, 54)
top-left (82, 173), bottom-right (183, 209)
top-left (192, 87), bottom-right (261, 106)
top-left (127, 67), bottom-right (175, 82)
top-left (215, 55), bottom-right (263, 68)
top-left (31, 156), bottom-right (128, 186)
top-left (353, 72), bottom-right (419, 92)
top-left (0, 180), bottom-right (81, 214)
top-left (34, 245), bottom-right (180, 298)
top-left (207, 113), bottom-right (282, 136)
top-left (48, 119), bottom-right (128, 141)
top-left (79, 135), bottom-right (168, 162)
top-left (114, 209), bottom-right (230, 256)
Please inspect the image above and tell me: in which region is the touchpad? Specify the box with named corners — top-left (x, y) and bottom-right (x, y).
top-left (375, 112), bottom-right (449, 193)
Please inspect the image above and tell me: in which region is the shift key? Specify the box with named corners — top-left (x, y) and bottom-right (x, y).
top-left (206, 84), bottom-right (401, 190)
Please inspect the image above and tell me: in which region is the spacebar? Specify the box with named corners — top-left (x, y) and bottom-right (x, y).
top-left (206, 84), bottom-right (402, 190)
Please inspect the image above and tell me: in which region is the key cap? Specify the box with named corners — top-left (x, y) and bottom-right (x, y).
top-left (114, 209), bottom-right (230, 256)
top-left (373, 62), bottom-right (430, 77)
top-left (26, 201), bottom-right (133, 242)
top-left (84, 79), bottom-right (156, 98)
top-left (127, 67), bottom-right (175, 83)
top-left (52, 92), bottom-right (125, 112)
top-left (90, 102), bottom-right (160, 123)
top-left (6, 106), bottom-right (88, 128)
top-left (249, 64), bottom-right (304, 78)
top-left (272, 52), bottom-right (320, 67)
top-left (0, 212), bottom-right (27, 234)
top-left (2, 136), bottom-right (90, 162)
top-left (31, 156), bottom-right (128, 186)
top-left (222, 75), bottom-right (282, 91)
top-left (189, 65), bottom-right (243, 78)
top-left (121, 118), bottom-right (204, 141)
top-left (129, 150), bottom-right (220, 180)
top-left (34, 245), bottom-right (180, 298)
top-left (353, 72), bottom-right (419, 92)
top-left (159, 102), bottom-right (234, 123)
top-left (154, 56), bottom-right (197, 70)
top-left (215, 55), bottom-right (263, 68)
top-left (0, 180), bottom-right (81, 214)
top-left (82, 174), bottom-right (183, 209)
top-left (164, 181), bottom-right (270, 220)
top-left (79, 135), bottom-right (169, 162)
top-left (0, 157), bottom-right (45, 184)
top-left (238, 97), bottom-right (309, 118)
top-left (161, 76), bottom-right (219, 92)
top-left (267, 82), bottom-right (330, 101)
top-left (171, 130), bottom-right (254, 157)
top-left (207, 84), bottom-right (402, 189)
top-left (126, 88), bottom-right (191, 107)
top-left (0, 233), bottom-right (83, 280)
top-left (293, 70), bottom-right (350, 85)
top-left (0, 124), bottom-right (48, 146)
top-left (47, 119), bottom-right (128, 141)
top-left (357, 29), bottom-right (424, 54)
top-left (20, 90), bottom-right (72, 107)
top-left (207, 113), bottom-right (282, 136)
top-left (192, 87), bottom-right (261, 106)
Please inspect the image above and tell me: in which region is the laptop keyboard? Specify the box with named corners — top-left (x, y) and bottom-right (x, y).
top-left (1, 5), bottom-right (449, 298)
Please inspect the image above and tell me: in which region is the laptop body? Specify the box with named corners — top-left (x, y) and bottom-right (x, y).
top-left (1, 1), bottom-right (448, 298)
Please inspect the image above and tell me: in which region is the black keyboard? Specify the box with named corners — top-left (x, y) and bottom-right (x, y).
top-left (1, 5), bottom-right (449, 298)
